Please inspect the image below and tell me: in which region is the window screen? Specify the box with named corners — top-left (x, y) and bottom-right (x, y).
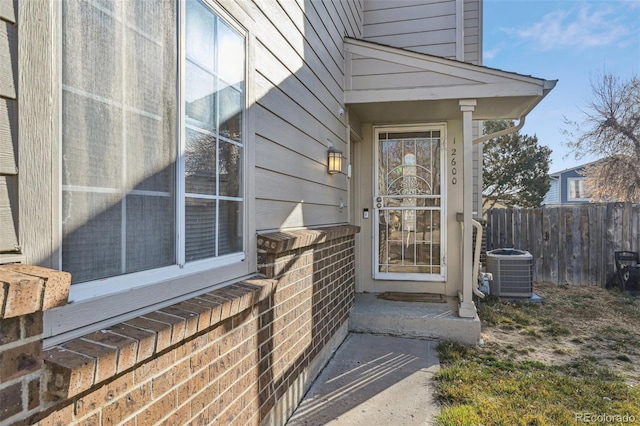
top-left (62, 0), bottom-right (245, 284)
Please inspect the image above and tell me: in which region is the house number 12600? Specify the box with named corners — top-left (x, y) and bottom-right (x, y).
top-left (451, 138), bottom-right (458, 185)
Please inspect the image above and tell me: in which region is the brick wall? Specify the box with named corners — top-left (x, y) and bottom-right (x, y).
top-left (0, 266), bottom-right (70, 425)
top-left (256, 226), bottom-right (358, 424)
top-left (0, 225), bottom-right (358, 426)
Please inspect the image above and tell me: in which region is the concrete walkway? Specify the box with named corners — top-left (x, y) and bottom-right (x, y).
top-left (287, 333), bottom-right (441, 426)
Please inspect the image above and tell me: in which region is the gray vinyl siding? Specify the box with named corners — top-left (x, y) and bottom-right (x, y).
top-left (0, 0), bottom-right (18, 254)
top-left (464, 0), bottom-right (481, 64)
top-left (349, 57), bottom-right (477, 90)
top-left (472, 121), bottom-right (482, 217)
top-left (361, 0), bottom-right (481, 63)
top-left (346, 54), bottom-right (498, 100)
top-left (0, 0), bottom-right (15, 24)
top-left (253, 0), bottom-right (362, 231)
top-left (543, 179), bottom-right (559, 205)
top-left (467, 0), bottom-right (482, 213)
top-left (362, 0), bottom-right (458, 58)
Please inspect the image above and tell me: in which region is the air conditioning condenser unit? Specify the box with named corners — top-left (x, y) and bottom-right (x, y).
top-left (486, 248), bottom-right (533, 298)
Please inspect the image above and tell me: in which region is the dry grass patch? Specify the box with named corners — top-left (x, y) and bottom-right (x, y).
top-left (480, 283), bottom-right (640, 385)
top-left (435, 283), bottom-right (640, 425)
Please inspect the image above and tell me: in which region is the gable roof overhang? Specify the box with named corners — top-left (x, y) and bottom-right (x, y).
top-left (344, 38), bottom-right (557, 129)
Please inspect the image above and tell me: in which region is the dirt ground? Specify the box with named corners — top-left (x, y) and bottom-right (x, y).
top-left (479, 282), bottom-right (640, 386)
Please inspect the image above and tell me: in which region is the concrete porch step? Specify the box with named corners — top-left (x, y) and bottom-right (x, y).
top-left (349, 293), bottom-right (481, 344)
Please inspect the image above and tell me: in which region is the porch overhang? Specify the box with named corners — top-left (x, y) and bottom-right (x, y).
top-left (344, 38), bottom-right (557, 126)
top-left (344, 38), bottom-right (557, 320)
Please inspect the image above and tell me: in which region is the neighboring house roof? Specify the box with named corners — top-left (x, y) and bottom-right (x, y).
top-left (548, 160), bottom-right (599, 177)
top-left (344, 37), bottom-right (557, 124)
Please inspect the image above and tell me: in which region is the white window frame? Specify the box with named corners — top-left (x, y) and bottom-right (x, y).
top-left (567, 177), bottom-right (589, 201)
top-left (44, 0), bottom-right (256, 346)
top-left (372, 124), bottom-right (447, 282)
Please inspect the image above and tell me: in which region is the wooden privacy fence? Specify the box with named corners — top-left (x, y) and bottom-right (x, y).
top-left (485, 203), bottom-right (640, 286)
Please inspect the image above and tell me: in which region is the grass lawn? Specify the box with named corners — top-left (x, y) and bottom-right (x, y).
top-left (434, 283), bottom-right (640, 425)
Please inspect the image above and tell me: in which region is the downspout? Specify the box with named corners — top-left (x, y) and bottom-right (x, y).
top-left (458, 218), bottom-right (487, 299)
top-left (473, 79), bottom-right (557, 145)
top-left (472, 219), bottom-right (485, 298)
top-left (468, 79), bottom-right (556, 296)
top-left (472, 116), bottom-right (525, 145)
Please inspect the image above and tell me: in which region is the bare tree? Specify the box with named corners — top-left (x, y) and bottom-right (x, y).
top-left (564, 73), bottom-right (640, 202)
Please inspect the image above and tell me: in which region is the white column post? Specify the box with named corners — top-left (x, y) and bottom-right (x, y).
top-left (459, 99), bottom-right (477, 318)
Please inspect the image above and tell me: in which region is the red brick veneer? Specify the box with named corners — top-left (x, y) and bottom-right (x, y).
top-left (0, 224), bottom-right (358, 425)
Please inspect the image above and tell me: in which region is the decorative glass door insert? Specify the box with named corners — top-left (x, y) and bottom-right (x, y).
top-left (374, 126), bottom-right (445, 280)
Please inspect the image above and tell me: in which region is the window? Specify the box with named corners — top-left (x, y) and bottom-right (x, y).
top-left (567, 177), bottom-right (588, 201)
top-left (61, 0), bottom-right (246, 288)
top-left (184, 0), bottom-right (244, 262)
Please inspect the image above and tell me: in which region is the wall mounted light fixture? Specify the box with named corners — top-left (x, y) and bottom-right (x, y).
top-left (327, 147), bottom-right (342, 174)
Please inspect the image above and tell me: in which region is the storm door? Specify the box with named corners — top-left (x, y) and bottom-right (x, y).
top-left (374, 126), bottom-right (446, 281)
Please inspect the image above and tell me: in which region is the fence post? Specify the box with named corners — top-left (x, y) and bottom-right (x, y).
top-left (513, 209), bottom-right (521, 249)
top-left (498, 209), bottom-right (506, 248)
top-left (533, 208), bottom-right (543, 283)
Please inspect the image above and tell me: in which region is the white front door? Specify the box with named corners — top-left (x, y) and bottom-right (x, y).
top-left (373, 125), bottom-right (446, 282)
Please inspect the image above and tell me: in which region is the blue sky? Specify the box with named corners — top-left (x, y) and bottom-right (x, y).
top-left (483, 0), bottom-right (640, 173)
